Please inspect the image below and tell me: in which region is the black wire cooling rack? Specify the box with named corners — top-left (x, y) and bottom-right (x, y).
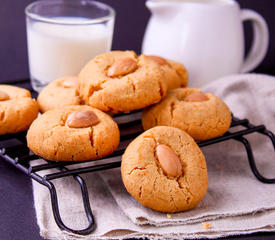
top-left (0, 81), bottom-right (275, 235)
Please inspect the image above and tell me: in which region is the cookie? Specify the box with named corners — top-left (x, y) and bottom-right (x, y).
top-left (27, 105), bottom-right (120, 161)
top-left (121, 126), bottom-right (208, 213)
top-left (142, 88), bottom-right (232, 141)
top-left (78, 51), bottom-right (167, 114)
top-left (37, 76), bottom-right (81, 113)
top-left (146, 55), bottom-right (188, 89)
top-left (0, 85), bottom-right (39, 135)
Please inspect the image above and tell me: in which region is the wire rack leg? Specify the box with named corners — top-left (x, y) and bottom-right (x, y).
top-left (235, 136), bottom-right (275, 183)
top-left (263, 129), bottom-right (275, 149)
top-left (44, 176), bottom-right (95, 235)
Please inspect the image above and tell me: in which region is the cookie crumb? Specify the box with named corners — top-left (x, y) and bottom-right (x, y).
top-left (167, 214), bottom-right (172, 219)
top-left (202, 222), bottom-right (211, 229)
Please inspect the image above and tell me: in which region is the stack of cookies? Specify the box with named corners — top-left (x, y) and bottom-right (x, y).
top-left (1, 50), bottom-right (232, 214)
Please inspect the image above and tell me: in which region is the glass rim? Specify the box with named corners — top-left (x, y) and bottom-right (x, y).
top-left (25, 0), bottom-right (115, 25)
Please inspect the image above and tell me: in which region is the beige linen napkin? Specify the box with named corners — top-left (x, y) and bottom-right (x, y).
top-left (32, 73), bottom-right (275, 240)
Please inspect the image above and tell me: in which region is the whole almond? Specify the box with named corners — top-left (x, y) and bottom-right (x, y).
top-left (66, 110), bottom-right (100, 128)
top-left (184, 92), bottom-right (208, 102)
top-left (0, 90), bottom-right (10, 101)
top-left (62, 77), bottom-right (78, 88)
top-left (107, 58), bottom-right (138, 78)
top-left (147, 55), bottom-right (167, 66)
top-left (156, 144), bottom-right (182, 177)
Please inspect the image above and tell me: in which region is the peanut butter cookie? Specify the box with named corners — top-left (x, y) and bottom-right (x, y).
top-left (146, 55), bottom-right (188, 89)
top-left (37, 76), bottom-right (81, 113)
top-left (0, 85), bottom-right (39, 135)
top-left (78, 51), bottom-right (167, 114)
top-left (27, 105), bottom-right (120, 161)
top-left (121, 126), bottom-right (208, 213)
top-left (142, 88), bottom-right (231, 141)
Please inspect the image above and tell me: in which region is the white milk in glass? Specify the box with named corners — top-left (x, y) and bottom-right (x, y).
top-left (27, 17), bottom-right (112, 90)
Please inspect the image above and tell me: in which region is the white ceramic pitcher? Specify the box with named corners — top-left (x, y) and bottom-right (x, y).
top-left (142, 0), bottom-right (269, 87)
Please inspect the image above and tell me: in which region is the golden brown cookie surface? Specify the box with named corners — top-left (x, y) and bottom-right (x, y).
top-left (121, 126), bottom-right (208, 213)
top-left (142, 88), bottom-right (232, 141)
top-left (78, 51), bottom-right (167, 114)
top-left (0, 85), bottom-right (39, 135)
top-left (37, 76), bottom-right (81, 113)
top-left (27, 105), bottom-right (120, 161)
top-left (146, 55), bottom-right (188, 90)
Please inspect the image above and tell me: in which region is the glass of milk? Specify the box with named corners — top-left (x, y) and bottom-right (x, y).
top-left (25, 0), bottom-right (115, 92)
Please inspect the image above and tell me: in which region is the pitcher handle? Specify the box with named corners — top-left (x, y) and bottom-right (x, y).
top-left (240, 9), bottom-right (269, 73)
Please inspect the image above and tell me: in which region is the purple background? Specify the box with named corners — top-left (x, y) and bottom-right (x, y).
top-left (0, 0), bottom-right (274, 83)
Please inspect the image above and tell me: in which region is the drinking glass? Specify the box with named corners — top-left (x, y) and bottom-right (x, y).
top-left (25, 0), bottom-right (115, 92)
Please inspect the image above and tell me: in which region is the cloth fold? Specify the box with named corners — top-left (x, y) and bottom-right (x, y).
top-left (32, 74), bottom-right (275, 239)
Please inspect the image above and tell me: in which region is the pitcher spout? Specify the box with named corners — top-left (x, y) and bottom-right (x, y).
top-left (146, 0), bottom-right (179, 16)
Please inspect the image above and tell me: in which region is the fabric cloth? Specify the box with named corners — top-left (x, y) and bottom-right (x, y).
top-left (32, 74), bottom-right (275, 239)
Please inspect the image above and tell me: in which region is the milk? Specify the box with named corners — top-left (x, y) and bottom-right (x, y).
top-left (26, 17), bottom-right (113, 90)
